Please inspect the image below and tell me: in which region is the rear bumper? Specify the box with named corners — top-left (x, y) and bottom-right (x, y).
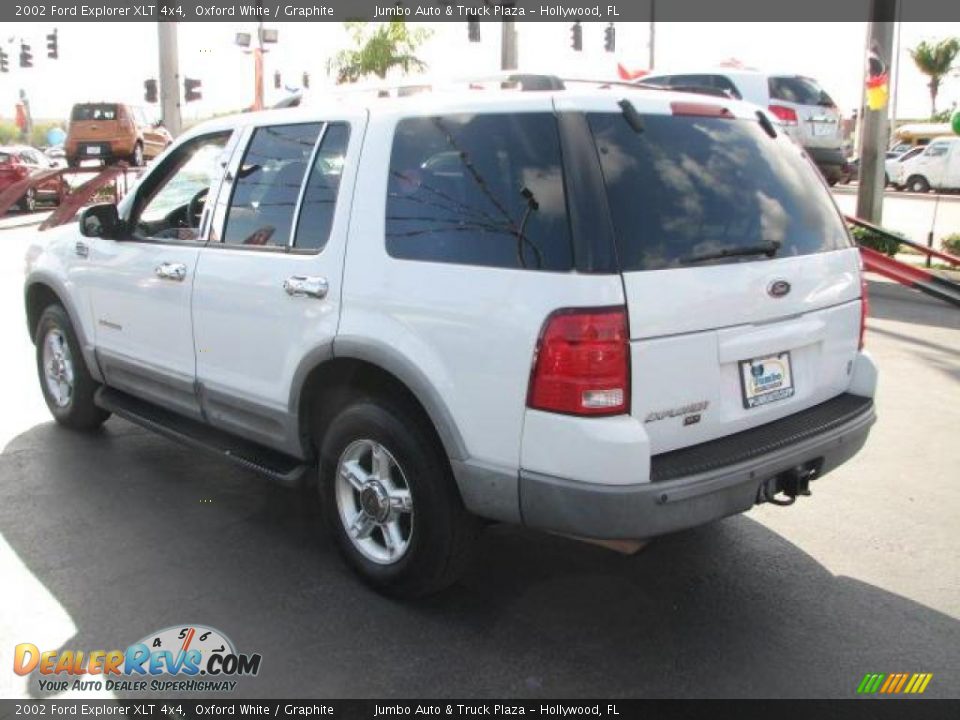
top-left (519, 393), bottom-right (876, 540)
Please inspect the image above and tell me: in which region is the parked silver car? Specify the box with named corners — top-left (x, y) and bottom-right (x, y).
top-left (640, 69), bottom-right (845, 184)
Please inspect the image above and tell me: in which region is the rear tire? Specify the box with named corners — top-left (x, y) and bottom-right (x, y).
top-left (35, 305), bottom-right (110, 431)
top-left (319, 397), bottom-right (479, 598)
top-left (906, 175), bottom-right (930, 194)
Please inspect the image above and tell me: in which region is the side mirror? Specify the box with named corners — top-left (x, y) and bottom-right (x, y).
top-left (79, 203), bottom-right (122, 239)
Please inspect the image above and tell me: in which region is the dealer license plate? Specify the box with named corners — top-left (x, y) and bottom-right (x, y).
top-left (739, 352), bottom-right (795, 409)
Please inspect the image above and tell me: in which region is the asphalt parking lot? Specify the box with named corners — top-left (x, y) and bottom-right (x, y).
top-left (0, 226), bottom-right (957, 700)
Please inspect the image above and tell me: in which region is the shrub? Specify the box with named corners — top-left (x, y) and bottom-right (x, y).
top-left (849, 224), bottom-right (903, 257)
top-left (942, 233), bottom-right (960, 257)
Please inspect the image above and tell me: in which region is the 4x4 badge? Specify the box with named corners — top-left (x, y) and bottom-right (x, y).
top-left (768, 280), bottom-right (791, 298)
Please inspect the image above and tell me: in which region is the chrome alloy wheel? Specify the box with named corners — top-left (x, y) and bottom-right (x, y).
top-left (335, 439), bottom-right (415, 565)
top-left (42, 327), bottom-right (75, 408)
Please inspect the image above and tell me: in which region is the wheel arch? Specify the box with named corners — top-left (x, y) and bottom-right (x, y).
top-left (292, 342), bottom-right (469, 468)
top-left (24, 277), bottom-right (103, 383)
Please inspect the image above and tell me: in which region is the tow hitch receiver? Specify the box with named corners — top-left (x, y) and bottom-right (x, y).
top-left (758, 461), bottom-right (821, 507)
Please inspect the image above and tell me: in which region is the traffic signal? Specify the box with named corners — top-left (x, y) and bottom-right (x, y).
top-left (46, 29), bottom-right (58, 59)
top-left (274, 70), bottom-right (281, 89)
top-left (184, 77), bottom-right (202, 102)
top-left (19, 42), bottom-right (33, 68)
top-left (467, 14), bottom-right (480, 42)
top-left (604, 23), bottom-right (615, 53)
top-left (144, 79), bottom-right (158, 103)
top-left (0, 48), bottom-right (8, 74)
top-left (302, 71), bottom-right (310, 89)
top-left (570, 22), bottom-right (582, 52)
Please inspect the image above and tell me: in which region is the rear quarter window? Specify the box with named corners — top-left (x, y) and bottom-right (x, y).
top-left (587, 112), bottom-right (852, 272)
top-left (385, 113), bottom-right (574, 272)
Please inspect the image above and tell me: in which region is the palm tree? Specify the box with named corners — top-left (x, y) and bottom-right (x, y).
top-left (327, 21), bottom-right (432, 84)
top-left (908, 38), bottom-right (960, 119)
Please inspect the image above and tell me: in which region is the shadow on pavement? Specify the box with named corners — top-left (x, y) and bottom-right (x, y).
top-left (866, 279), bottom-right (960, 332)
top-left (2, 419), bottom-right (958, 699)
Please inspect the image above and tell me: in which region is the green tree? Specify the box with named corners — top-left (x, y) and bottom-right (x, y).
top-left (327, 21), bottom-right (431, 84)
top-left (908, 37), bottom-right (960, 118)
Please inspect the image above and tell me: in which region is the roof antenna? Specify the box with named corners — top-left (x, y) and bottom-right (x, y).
top-left (618, 99), bottom-right (644, 133)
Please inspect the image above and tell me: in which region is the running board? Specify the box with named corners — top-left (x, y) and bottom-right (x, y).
top-left (95, 387), bottom-right (308, 487)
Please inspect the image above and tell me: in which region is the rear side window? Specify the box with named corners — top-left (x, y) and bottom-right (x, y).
top-left (587, 112), bottom-right (851, 272)
top-left (292, 123), bottom-right (350, 251)
top-left (71, 104), bottom-right (118, 121)
top-left (386, 113), bottom-right (573, 272)
top-left (222, 122), bottom-right (322, 247)
top-left (768, 76), bottom-right (834, 107)
top-left (0, 152), bottom-right (12, 164)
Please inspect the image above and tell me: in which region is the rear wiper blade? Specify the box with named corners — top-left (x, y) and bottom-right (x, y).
top-left (680, 241), bottom-right (781, 265)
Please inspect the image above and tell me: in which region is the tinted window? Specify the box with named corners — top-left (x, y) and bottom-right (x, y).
top-left (924, 144), bottom-right (949, 157)
top-left (0, 152), bottom-right (12, 164)
top-left (587, 112), bottom-right (851, 272)
top-left (222, 123), bottom-right (321, 247)
top-left (640, 76), bottom-right (672, 87)
top-left (292, 123), bottom-right (350, 251)
top-left (769, 76), bottom-right (833, 106)
top-left (710, 75), bottom-right (742, 99)
top-left (386, 113), bottom-right (573, 271)
top-left (71, 104), bottom-right (118, 121)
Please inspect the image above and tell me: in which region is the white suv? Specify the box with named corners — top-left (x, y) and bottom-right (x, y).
top-left (24, 77), bottom-right (877, 597)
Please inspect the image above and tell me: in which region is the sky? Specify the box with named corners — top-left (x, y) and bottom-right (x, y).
top-left (1, 21), bottom-right (959, 127)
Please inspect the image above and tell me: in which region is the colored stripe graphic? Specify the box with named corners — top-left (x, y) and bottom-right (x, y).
top-left (857, 673), bottom-right (932, 694)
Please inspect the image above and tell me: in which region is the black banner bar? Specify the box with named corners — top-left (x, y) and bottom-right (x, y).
top-left (1, 700), bottom-right (959, 720)
top-left (3, 0), bottom-right (960, 23)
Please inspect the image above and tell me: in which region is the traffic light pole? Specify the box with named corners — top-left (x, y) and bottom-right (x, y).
top-left (501, 21), bottom-right (517, 71)
top-left (856, 0), bottom-right (895, 224)
top-left (157, 17), bottom-right (182, 137)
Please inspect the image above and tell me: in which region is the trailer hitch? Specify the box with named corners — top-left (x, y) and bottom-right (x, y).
top-left (758, 461), bottom-right (821, 507)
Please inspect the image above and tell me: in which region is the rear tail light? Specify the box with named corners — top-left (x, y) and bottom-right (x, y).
top-left (768, 104), bottom-right (799, 126)
top-left (528, 307), bottom-right (630, 417)
top-left (859, 275), bottom-right (869, 350)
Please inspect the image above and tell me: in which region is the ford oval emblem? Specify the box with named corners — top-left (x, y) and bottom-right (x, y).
top-left (768, 280), bottom-right (791, 298)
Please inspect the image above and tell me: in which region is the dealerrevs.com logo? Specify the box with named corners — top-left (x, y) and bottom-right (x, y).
top-left (14, 624), bottom-right (262, 693)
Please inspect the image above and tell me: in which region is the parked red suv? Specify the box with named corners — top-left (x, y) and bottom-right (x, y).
top-left (0, 146), bottom-right (67, 212)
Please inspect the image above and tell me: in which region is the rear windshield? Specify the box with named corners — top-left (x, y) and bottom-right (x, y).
top-left (71, 104), bottom-right (119, 121)
top-left (768, 76), bottom-right (834, 107)
top-left (587, 112), bottom-right (851, 272)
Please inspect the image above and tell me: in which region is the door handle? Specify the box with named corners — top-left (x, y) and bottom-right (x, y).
top-left (283, 275), bottom-right (328, 299)
top-left (75, 241), bottom-right (89, 258)
top-left (155, 262), bottom-right (187, 282)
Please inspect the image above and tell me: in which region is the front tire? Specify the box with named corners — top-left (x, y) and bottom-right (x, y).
top-left (319, 398), bottom-right (479, 598)
top-left (35, 305), bottom-right (110, 431)
top-left (907, 175), bottom-right (930, 194)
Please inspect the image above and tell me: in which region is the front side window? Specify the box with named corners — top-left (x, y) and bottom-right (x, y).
top-left (221, 123), bottom-right (322, 247)
top-left (587, 112), bottom-right (851, 272)
top-left (924, 144), bottom-right (949, 157)
top-left (386, 113), bottom-right (573, 271)
top-left (133, 132), bottom-right (230, 241)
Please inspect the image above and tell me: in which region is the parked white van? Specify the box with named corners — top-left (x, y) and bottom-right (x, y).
top-left (896, 137), bottom-right (960, 193)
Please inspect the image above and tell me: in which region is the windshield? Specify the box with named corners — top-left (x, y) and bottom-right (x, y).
top-left (71, 104), bottom-right (119, 121)
top-left (769, 76), bottom-right (834, 107)
top-left (587, 112), bottom-right (852, 272)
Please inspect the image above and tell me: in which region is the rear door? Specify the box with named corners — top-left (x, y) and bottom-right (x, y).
top-left (584, 103), bottom-right (861, 453)
top-left (768, 75), bottom-right (841, 150)
top-left (191, 113), bottom-right (363, 454)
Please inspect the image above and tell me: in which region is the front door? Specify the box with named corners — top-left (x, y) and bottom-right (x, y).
top-left (87, 129), bottom-right (238, 418)
top-left (192, 114), bottom-right (363, 454)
